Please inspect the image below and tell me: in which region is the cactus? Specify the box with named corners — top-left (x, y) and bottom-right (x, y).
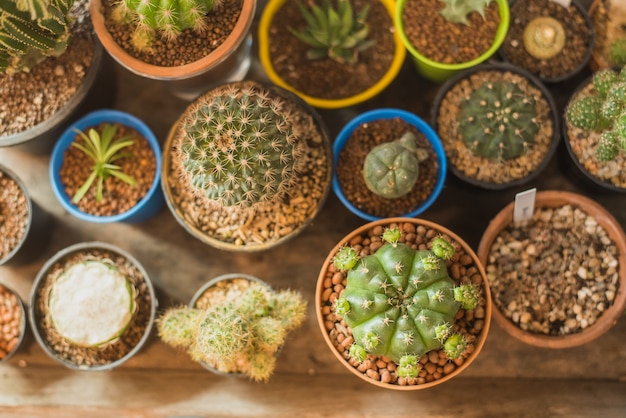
top-left (0, 0), bottom-right (74, 74)
top-left (566, 67), bottom-right (626, 161)
top-left (333, 229), bottom-right (481, 378)
top-left (112, 0), bottom-right (221, 52)
top-left (458, 81), bottom-right (540, 161)
top-left (439, 0), bottom-right (494, 26)
top-left (175, 82), bottom-right (305, 210)
top-left (522, 16), bottom-right (566, 60)
top-left (608, 38), bottom-right (626, 67)
top-left (288, 0), bottom-right (375, 64)
top-left (157, 281), bottom-right (307, 382)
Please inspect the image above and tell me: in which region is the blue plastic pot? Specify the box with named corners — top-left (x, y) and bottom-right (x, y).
top-left (50, 109), bottom-right (164, 223)
top-left (333, 108), bottom-right (447, 221)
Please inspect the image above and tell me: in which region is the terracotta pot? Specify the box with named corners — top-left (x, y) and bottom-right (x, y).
top-left (91, 0), bottom-right (257, 101)
top-left (316, 217), bottom-right (492, 390)
top-left (477, 190), bottom-right (626, 348)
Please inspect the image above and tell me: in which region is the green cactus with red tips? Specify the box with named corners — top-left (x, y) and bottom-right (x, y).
top-left (333, 229), bottom-right (481, 378)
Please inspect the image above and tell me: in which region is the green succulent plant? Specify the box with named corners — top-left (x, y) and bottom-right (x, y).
top-left (333, 228), bottom-right (481, 378)
top-left (70, 123), bottom-right (137, 204)
top-left (566, 67), bottom-right (626, 161)
top-left (458, 81), bottom-right (540, 161)
top-left (157, 280), bottom-right (307, 382)
top-left (288, 0), bottom-right (375, 64)
top-left (0, 0), bottom-right (74, 74)
top-left (439, 0), bottom-right (494, 26)
top-left (175, 82), bottom-right (305, 210)
top-left (112, 0), bottom-right (221, 52)
top-left (608, 38), bottom-right (626, 68)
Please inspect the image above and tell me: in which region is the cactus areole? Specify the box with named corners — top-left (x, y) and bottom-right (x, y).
top-left (334, 230), bottom-right (480, 377)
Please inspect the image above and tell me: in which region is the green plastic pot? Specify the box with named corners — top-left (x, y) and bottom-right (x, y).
top-left (395, 0), bottom-right (510, 83)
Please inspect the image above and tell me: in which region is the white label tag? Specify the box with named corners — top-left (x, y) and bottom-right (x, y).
top-left (550, 0), bottom-right (572, 7)
top-left (513, 188), bottom-right (536, 223)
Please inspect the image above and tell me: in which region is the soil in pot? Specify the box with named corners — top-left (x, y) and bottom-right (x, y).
top-left (58, 122), bottom-right (157, 217)
top-left (265, 0), bottom-right (396, 101)
top-left (335, 117), bottom-right (439, 218)
top-left (435, 69), bottom-right (555, 186)
top-left (0, 0), bottom-right (95, 137)
top-left (501, 0), bottom-right (592, 82)
top-left (0, 284), bottom-right (25, 362)
top-left (0, 170), bottom-right (29, 262)
top-left (401, 0), bottom-right (501, 65)
top-left (31, 247), bottom-right (154, 369)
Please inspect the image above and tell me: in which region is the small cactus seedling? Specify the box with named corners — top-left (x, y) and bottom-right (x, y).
top-left (362, 132), bottom-right (428, 199)
top-left (288, 0), bottom-right (375, 64)
top-left (0, 0), bottom-right (74, 74)
top-left (175, 82), bottom-right (305, 211)
top-left (333, 228), bottom-right (481, 378)
top-left (608, 38), bottom-right (626, 68)
top-left (439, 0), bottom-right (494, 26)
top-left (566, 67), bottom-right (626, 161)
top-left (157, 280), bottom-right (307, 382)
top-left (458, 81), bottom-right (540, 161)
top-left (523, 16), bottom-right (566, 60)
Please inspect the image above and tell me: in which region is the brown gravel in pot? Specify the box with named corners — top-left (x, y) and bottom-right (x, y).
top-left (0, 285), bottom-right (25, 361)
top-left (320, 221), bottom-right (487, 386)
top-left (335, 118), bottom-right (438, 218)
top-left (0, 171), bottom-right (29, 261)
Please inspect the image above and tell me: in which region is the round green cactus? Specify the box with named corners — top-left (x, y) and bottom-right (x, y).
top-left (362, 132), bottom-right (427, 199)
top-left (175, 82), bottom-right (305, 210)
top-left (458, 81), bottom-right (539, 160)
top-left (333, 230), bottom-right (480, 378)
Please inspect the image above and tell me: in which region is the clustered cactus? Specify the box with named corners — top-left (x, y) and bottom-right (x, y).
top-left (362, 131), bottom-right (428, 199)
top-left (333, 228), bottom-right (481, 378)
top-left (175, 82), bottom-right (305, 210)
top-left (566, 67), bottom-right (626, 161)
top-left (522, 16), bottom-right (566, 60)
top-left (288, 0), bottom-right (375, 64)
top-left (439, 0), bottom-right (494, 25)
top-left (112, 0), bottom-right (221, 52)
top-left (458, 81), bottom-right (540, 160)
top-left (0, 0), bottom-right (74, 74)
top-left (157, 281), bottom-right (307, 382)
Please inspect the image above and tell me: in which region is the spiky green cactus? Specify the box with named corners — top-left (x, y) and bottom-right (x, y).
top-left (288, 0), bottom-right (375, 64)
top-left (333, 230), bottom-right (481, 378)
top-left (458, 81), bottom-right (539, 161)
top-left (439, 0), bottom-right (494, 26)
top-left (0, 0), bottom-right (74, 74)
top-left (112, 0), bottom-right (221, 52)
top-left (175, 82), bottom-right (305, 210)
top-left (566, 67), bottom-right (626, 161)
top-left (157, 281), bottom-right (307, 382)
top-left (362, 132), bottom-right (428, 199)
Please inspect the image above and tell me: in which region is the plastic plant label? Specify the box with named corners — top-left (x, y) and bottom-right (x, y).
top-left (513, 188), bottom-right (536, 223)
top-left (550, 0), bottom-right (571, 7)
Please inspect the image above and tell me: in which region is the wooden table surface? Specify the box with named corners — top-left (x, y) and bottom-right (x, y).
top-left (1, 1), bottom-right (625, 416)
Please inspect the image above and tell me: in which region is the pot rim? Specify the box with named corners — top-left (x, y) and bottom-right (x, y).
top-left (0, 283), bottom-right (28, 364)
top-left (0, 164), bottom-right (33, 266)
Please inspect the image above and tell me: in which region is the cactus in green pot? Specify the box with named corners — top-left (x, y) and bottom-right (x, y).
top-left (439, 0), bottom-right (494, 25)
top-left (175, 82), bottom-right (306, 210)
top-left (333, 228), bottom-right (481, 378)
top-left (0, 0), bottom-right (74, 74)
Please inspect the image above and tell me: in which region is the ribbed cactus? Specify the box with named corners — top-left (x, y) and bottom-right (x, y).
top-left (333, 229), bottom-right (480, 378)
top-left (362, 131), bottom-right (428, 199)
top-left (0, 0), bottom-right (74, 74)
top-left (566, 67), bottom-right (626, 161)
top-left (157, 281), bottom-right (307, 382)
top-left (175, 82), bottom-right (305, 210)
top-left (458, 81), bottom-right (539, 161)
top-left (288, 0), bottom-right (375, 64)
top-left (439, 0), bottom-right (494, 25)
top-left (112, 0), bottom-right (221, 52)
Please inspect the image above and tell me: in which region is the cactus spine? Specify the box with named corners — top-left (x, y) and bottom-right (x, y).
top-left (333, 229), bottom-right (481, 378)
top-left (458, 81), bottom-right (539, 161)
top-left (0, 0), bottom-right (74, 74)
top-left (439, 0), bottom-right (494, 25)
top-left (175, 82), bottom-right (305, 210)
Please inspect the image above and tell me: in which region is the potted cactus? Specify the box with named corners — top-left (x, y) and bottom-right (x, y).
top-left (258, 0), bottom-right (406, 109)
top-left (0, 0), bottom-right (108, 152)
top-left (161, 80), bottom-right (332, 251)
top-left (589, 0), bottom-right (626, 71)
top-left (157, 273), bottom-right (307, 382)
top-left (395, 0), bottom-right (510, 83)
top-left (316, 219), bottom-right (491, 389)
top-left (563, 66), bottom-right (626, 191)
top-left (431, 62), bottom-right (560, 189)
top-left (90, 0), bottom-right (256, 100)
